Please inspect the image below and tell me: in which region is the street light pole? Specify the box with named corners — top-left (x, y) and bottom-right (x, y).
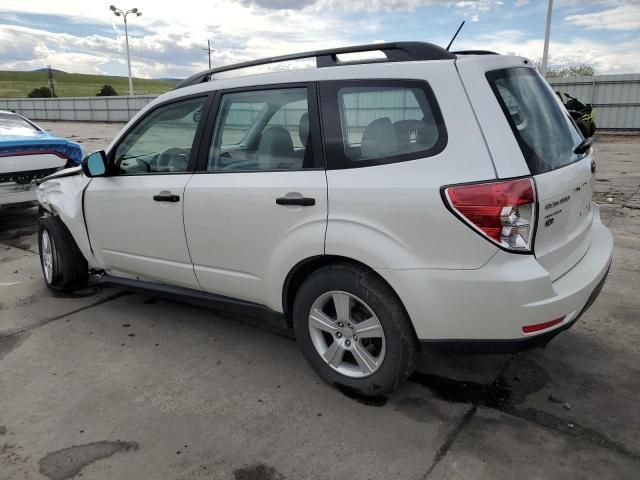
top-left (541, 0), bottom-right (553, 77)
top-left (123, 15), bottom-right (133, 95)
top-left (110, 5), bottom-right (142, 96)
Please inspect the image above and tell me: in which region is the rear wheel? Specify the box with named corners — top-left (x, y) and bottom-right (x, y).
top-left (293, 263), bottom-right (418, 396)
top-left (38, 216), bottom-right (88, 292)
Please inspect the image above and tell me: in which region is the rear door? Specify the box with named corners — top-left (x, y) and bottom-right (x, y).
top-left (183, 84), bottom-right (327, 309)
top-left (458, 57), bottom-right (594, 280)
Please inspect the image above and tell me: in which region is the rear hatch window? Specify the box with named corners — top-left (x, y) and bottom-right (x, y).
top-left (486, 68), bottom-right (583, 175)
top-left (486, 67), bottom-right (595, 280)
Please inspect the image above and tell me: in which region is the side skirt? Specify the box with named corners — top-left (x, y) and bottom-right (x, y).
top-left (95, 274), bottom-right (291, 335)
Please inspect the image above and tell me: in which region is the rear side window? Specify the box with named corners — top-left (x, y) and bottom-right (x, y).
top-left (486, 68), bottom-right (583, 175)
top-left (320, 80), bottom-right (446, 169)
top-left (209, 87), bottom-right (315, 172)
top-left (220, 102), bottom-right (266, 146)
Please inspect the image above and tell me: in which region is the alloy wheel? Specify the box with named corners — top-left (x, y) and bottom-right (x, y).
top-left (308, 291), bottom-right (386, 378)
top-left (41, 229), bottom-right (54, 284)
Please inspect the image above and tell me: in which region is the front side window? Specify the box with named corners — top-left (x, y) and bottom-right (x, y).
top-left (209, 88), bottom-right (313, 172)
top-left (113, 96), bottom-right (207, 175)
top-left (486, 68), bottom-right (583, 174)
top-left (321, 80), bottom-right (446, 169)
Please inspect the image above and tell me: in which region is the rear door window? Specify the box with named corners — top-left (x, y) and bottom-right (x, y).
top-left (208, 87), bottom-right (316, 172)
top-left (320, 80), bottom-right (447, 169)
top-left (486, 67), bottom-right (583, 175)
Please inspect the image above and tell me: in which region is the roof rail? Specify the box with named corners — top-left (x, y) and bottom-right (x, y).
top-left (453, 50), bottom-right (500, 56)
top-left (174, 41), bottom-right (456, 89)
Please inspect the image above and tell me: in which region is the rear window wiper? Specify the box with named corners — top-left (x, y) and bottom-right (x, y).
top-left (574, 136), bottom-right (593, 155)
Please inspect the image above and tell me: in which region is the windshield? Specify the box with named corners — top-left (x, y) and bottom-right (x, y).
top-left (486, 67), bottom-right (583, 175)
top-left (0, 112), bottom-right (39, 136)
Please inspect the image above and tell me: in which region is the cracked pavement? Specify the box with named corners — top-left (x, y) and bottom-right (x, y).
top-left (1, 123), bottom-right (639, 480)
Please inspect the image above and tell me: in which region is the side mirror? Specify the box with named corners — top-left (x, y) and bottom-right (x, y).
top-left (81, 151), bottom-right (108, 177)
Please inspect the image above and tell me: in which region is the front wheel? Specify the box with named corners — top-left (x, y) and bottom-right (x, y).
top-left (293, 264), bottom-right (418, 396)
top-left (38, 215), bottom-right (88, 292)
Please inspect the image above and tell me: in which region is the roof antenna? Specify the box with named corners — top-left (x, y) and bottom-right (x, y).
top-left (446, 20), bottom-right (465, 51)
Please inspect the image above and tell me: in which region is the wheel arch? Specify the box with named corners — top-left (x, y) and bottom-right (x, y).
top-left (282, 255), bottom-right (419, 340)
top-left (36, 174), bottom-right (98, 268)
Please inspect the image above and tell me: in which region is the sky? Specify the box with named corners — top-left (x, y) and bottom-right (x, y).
top-left (0, 0), bottom-right (638, 79)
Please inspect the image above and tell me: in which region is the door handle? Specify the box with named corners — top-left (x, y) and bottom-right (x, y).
top-left (153, 193), bottom-right (180, 202)
top-left (276, 197), bottom-right (315, 207)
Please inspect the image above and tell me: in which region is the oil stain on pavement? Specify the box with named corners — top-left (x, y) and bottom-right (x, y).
top-left (0, 332), bottom-right (29, 362)
top-left (233, 463), bottom-right (285, 480)
top-left (39, 441), bottom-right (138, 480)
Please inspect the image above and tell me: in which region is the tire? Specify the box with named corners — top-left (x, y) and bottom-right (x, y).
top-left (292, 263), bottom-right (418, 396)
top-left (38, 215), bottom-right (88, 292)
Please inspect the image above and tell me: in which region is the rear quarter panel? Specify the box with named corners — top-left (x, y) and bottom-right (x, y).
top-left (454, 55), bottom-right (533, 179)
top-left (324, 60), bottom-right (499, 270)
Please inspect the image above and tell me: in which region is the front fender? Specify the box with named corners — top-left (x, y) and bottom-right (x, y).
top-left (36, 174), bottom-right (98, 268)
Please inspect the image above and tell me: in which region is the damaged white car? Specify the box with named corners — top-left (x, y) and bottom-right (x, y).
top-left (36, 42), bottom-right (613, 396)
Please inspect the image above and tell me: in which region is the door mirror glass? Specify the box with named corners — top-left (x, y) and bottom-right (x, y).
top-left (82, 151), bottom-right (107, 177)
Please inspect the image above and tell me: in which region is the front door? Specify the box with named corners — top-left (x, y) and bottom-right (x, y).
top-left (184, 85), bottom-right (327, 309)
top-left (84, 95), bottom-right (209, 289)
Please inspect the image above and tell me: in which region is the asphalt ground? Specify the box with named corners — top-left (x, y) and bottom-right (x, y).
top-left (1, 122), bottom-right (639, 480)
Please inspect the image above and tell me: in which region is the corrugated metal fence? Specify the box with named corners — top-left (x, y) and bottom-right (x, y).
top-left (549, 74), bottom-right (640, 131)
top-left (0, 73), bottom-right (638, 130)
top-left (0, 95), bottom-right (156, 122)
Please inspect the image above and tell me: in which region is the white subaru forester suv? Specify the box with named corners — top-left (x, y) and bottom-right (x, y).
top-left (37, 42), bottom-right (613, 396)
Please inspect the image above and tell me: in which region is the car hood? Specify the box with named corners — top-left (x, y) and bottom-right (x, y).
top-left (37, 165), bottom-right (82, 184)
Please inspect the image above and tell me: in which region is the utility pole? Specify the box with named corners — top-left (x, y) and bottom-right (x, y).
top-left (47, 65), bottom-right (56, 97)
top-left (202, 39), bottom-right (215, 69)
top-left (541, 0), bottom-right (553, 77)
top-left (110, 5), bottom-right (142, 96)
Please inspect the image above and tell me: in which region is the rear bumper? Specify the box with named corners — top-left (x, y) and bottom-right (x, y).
top-left (421, 261), bottom-right (610, 354)
top-left (377, 203), bottom-right (613, 349)
top-left (0, 182), bottom-right (37, 207)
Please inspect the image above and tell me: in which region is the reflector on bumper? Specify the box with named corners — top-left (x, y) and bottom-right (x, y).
top-left (522, 316), bottom-right (565, 334)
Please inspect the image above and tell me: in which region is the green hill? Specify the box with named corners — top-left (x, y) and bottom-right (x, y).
top-left (0, 70), bottom-right (178, 98)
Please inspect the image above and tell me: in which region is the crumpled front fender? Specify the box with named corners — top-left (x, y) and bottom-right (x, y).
top-left (37, 174), bottom-right (99, 268)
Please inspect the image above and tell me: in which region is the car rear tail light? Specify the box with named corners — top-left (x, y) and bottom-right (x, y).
top-left (444, 178), bottom-right (536, 252)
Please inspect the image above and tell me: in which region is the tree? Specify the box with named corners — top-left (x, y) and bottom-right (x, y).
top-left (96, 84), bottom-right (118, 96)
top-left (28, 86), bottom-right (55, 98)
top-left (536, 62), bottom-right (596, 79)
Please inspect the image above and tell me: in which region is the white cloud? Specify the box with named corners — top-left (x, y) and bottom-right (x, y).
top-left (456, 33), bottom-right (640, 73)
top-left (566, 3), bottom-right (640, 30)
top-left (0, 0), bottom-right (360, 78)
top-left (515, 0), bottom-right (529, 6)
top-left (0, 0), bottom-right (637, 80)
top-left (454, 1), bottom-right (495, 11)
